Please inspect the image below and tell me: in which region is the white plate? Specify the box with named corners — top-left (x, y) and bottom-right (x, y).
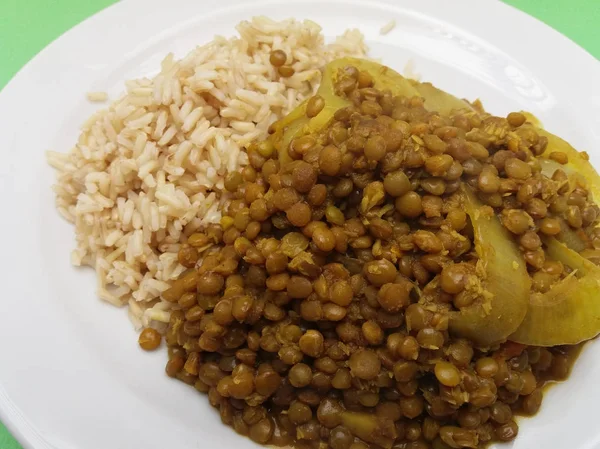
top-left (1, 0), bottom-right (600, 448)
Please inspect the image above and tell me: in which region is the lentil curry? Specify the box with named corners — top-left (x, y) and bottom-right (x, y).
top-left (139, 56), bottom-right (600, 449)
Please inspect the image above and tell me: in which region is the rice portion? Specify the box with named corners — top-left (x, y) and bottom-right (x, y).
top-left (47, 17), bottom-right (367, 329)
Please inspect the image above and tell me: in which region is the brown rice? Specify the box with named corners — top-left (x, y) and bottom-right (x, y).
top-left (47, 17), bottom-right (367, 330)
top-left (86, 91), bottom-right (109, 102)
top-left (379, 20), bottom-right (396, 35)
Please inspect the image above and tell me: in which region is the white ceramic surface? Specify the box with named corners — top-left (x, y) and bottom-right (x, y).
top-left (1, 0), bottom-right (599, 448)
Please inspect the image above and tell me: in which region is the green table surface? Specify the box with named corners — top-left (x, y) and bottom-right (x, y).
top-left (0, 0), bottom-right (598, 447)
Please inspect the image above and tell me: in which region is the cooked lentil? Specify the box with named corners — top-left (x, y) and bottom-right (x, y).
top-left (138, 327), bottom-right (161, 351)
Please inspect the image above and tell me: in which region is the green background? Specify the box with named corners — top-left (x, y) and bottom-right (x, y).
top-left (0, 0), bottom-right (598, 447)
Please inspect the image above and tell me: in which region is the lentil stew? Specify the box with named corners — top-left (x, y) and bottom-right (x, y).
top-left (145, 57), bottom-right (600, 449)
